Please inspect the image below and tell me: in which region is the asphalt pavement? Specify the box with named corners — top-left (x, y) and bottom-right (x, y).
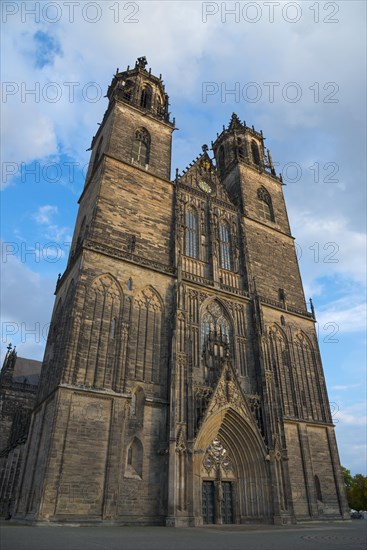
top-left (1, 519), bottom-right (366, 550)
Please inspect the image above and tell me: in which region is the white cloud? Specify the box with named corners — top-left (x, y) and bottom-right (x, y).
top-left (336, 405), bottom-right (367, 427)
top-left (31, 205), bottom-right (72, 244)
top-left (334, 402), bottom-right (367, 475)
top-left (292, 213), bottom-right (367, 288)
top-left (1, 249), bottom-right (55, 361)
top-left (317, 300), bottom-right (366, 335)
top-left (33, 205), bottom-right (58, 225)
top-left (331, 384), bottom-right (361, 392)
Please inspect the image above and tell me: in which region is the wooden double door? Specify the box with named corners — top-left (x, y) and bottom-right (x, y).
top-left (202, 481), bottom-right (233, 524)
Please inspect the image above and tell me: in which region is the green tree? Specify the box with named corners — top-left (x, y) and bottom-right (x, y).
top-left (348, 474), bottom-right (367, 511)
top-left (342, 467), bottom-right (367, 510)
top-left (341, 466), bottom-right (353, 490)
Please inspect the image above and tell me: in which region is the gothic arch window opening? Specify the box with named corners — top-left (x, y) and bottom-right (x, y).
top-left (219, 221), bottom-right (232, 270)
top-left (314, 475), bottom-right (323, 502)
top-left (131, 386), bottom-right (145, 421)
top-left (93, 136), bottom-right (103, 169)
top-left (185, 207), bottom-right (199, 259)
top-left (77, 274), bottom-right (122, 390)
top-left (295, 331), bottom-right (324, 422)
top-left (132, 287), bottom-right (163, 383)
top-left (131, 392), bottom-right (136, 416)
top-left (269, 326), bottom-right (295, 417)
top-left (237, 137), bottom-right (247, 161)
top-left (218, 145), bottom-right (225, 174)
top-left (257, 186), bottom-right (275, 223)
top-left (126, 437), bottom-right (143, 478)
top-left (123, 79), bottom-right (134, 101)
top-left (201, 304), bottom-right (231, 346)
top-left (127, 446), bottom-right (133, 465)
top-left (76, 216), bottom-right (86, 249)
top-left (140, 84), bottom-right (152, 109)
top-left (251, 140), bottom-right (261, 166)
top-left (52, 299), bottom-right (63, 334)
top-left (156, 94), bottom-right (164, 117)
top-left (201, 302), bottom-right (232, 380)
top-left (132, 128), bottom-right (150, 167)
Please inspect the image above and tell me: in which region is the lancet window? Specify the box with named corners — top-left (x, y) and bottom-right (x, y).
top-left (132, 128), bottom-right (150, 167)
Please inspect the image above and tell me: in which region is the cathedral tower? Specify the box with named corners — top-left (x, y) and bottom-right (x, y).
top-left (14, 59), bottom-right (348, 525)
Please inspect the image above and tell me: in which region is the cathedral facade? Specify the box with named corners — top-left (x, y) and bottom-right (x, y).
top-left (13, 57), bottom-right (348, 525)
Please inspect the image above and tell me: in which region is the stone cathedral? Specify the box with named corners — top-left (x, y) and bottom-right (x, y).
top-left (11, 57), bottom-right (348, 525)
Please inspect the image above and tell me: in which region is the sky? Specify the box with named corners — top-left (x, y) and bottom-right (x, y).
top-left (1, 1), bottom-right (366, 475)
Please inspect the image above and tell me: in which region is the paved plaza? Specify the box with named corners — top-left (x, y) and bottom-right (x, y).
top-left (1, 520), bottom-right (366, 550)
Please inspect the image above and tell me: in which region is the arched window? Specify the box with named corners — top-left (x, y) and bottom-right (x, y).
top-left (257, 186), bottom-right (275, 222)
top-left (126, 437), bottom-right (143, 477)
top-left (156, 95), bottom-right (164, 118)
top-left (123, 79), bottom-right (133, 101)
top-left (93, 136), bottom-right (103, 169)
top-left (131, 386), bottom-right (145, 422)
top-left (132, 128), bottom-right (150, 167)
top-left (218, 145), bottom-right (225, 174)
top-left (251, 140), bottom-right (261, 165)
top-left (127, 446), bottom-right (133, 464)
top-left (201, 302), bottom-right (232, 351)
top-left (140, 85), bottom-right (152, 109)
top-left (131, 287), bottom-right (163, 383)
top-left (269, 325), bottom-right (297, 417)
top-left (314, 475), bottom-right (323, 502)
top-left (74, 275), bottom-right (122, 390)
top-left (76, 216), bottom-right (86, 249)
top-left (237, 138), bottom-right (247, 161)
top-left (295, 332), bottom-right (327, 423)
top-left (219, 221), bottom-right (232, 270)
top-left (201, 301), bottom-right (232, 382)
top-left (185, 208), bottom-right (198, 258)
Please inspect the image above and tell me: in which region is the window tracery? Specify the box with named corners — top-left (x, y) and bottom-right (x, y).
top-left (251, 140), bottom-right (261, 165)
top-left (132, 128), bottom-right (150, 167)
top-left (219, 221), bottom-right (232, 270)
top-left (185, 207), bottom-right (199, 258)
top-left (140, 84), bottom-right (152, 109)
top-left (237, 137), bottom-right (247, 161)
top-left (218, 145), bottom-right (225, 174)
top-left (201, 301), bottom-right (232, 384)
top-left (257, 186), bottom-right (275, 222)
top-left (131, 287), bottom-right (163, 382)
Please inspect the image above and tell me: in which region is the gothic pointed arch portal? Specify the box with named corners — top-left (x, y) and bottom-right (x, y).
top-left (193, 406), bottom-right (272, 524)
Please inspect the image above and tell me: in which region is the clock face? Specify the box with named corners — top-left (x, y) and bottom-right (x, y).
top-left (198, 179), bottom-right (213, 194)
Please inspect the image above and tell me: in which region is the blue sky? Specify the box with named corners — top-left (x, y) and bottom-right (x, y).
top-left (1, 1), bottom-right (366, 475)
